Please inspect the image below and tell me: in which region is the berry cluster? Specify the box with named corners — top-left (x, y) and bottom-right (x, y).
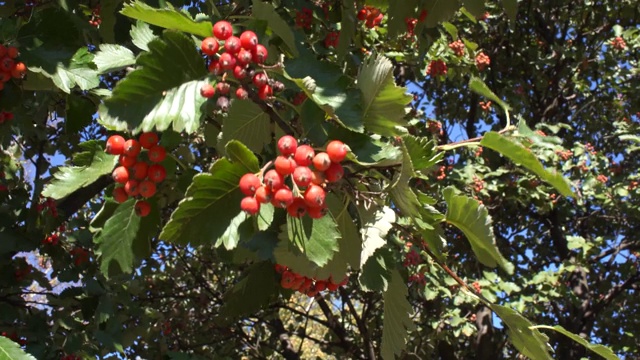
top-left (200, 21), bottom-right (280, 109)
top-left (42, 233), bottom-right (59, 246)
top-left (88, 5), bottom-right (101, 27)
top-left (475, 52), bottom-right (490, 71)
top-left (37, 196), bottom-right (58, 217)
top-left (238, 136), bottom-right (349, 218)
top-left (275, 264), bottom-right (348, 296)
top-left (70, 247), bottom-right (89, 266)
top-left (357, 6), bottom-right (384, 28)
top-left (611, 36), bottom-right (627, 50)
top-left (295, 8), bottom-right (313, 29)
top-left (1, 331), bottom-right (26, 346)
top-left (0, 44), bottom-right (26, 90)
top-left (448, 40), bottom-right (465, 57)
top-left (426, 59), bottom-right (448, 77)
top-left (105, 133), bottom-right (167, 217)
top-left (324, 31), bottom-right (339, 48)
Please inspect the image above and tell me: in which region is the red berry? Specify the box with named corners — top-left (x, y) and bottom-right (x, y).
top-left (208, 59), bottom-right (223, 75)
top-left (326, 140), bottom-right (348, 163)
top-left (311, 170), bottom-right (326, 185)
top-left (307, 205), bottom-right (328, 219)
top-left (241, 196), bottom-right (260, 215)
top-left (312, 152), bottom-right (331, 171)
top-left (218, 52), bottom-right (236, 70)
top-left (254, 185), bottom-right (272, 203)
top-left (293, 166), bottom-right (313, 188)
top-left (135, 200), bottom-right (151, 217)
top-left (240, 30), bottom-right (258, 50)
top-left (304, 185), bottom-right (326, 208)
top-left (252, 44), bottom-right (268, 64)
top-left (113, 187), bottom-right (128, 203)
top-left (294, 145), bottom-right (315, 167)
top-left (0, 56), bottom-right (14, 72)
top-left (212, 20), bottom-right (233, 40)
top-left (325, 162), bottom-right (344, 182)
top-left (224, 36), bottom-right (242, 54)
top-left (263, 169), bottom-right (284, 191)
top-left (239, 173), bottom-right (261, 196)
top-left (216, 82), bottom-right (231, 95)
top-left (123, 139), bottom-right (141, 157)
top-left (252, 72), bottom-right (268, 88)
top-left (130, 161), bottom-right (149, 180)
top-left (138, 132), bottom-right (159, 149)
top-left (201, 37), bottom-right (220, 56)
top-left (235, 87), bottom-right (248, 99)
top-left (7, 46), bottom-right (18, 59)
top-left (119, 154), bottom-right (137, 168)
top-left (273, 188), bottom-right (294, 208)
top-left (147, 164), bottom-right (166, 183)
top-left (274, 156), bottom-right (297, 176)
top-left (258, 84), bottom-right (272, 100)
top-left (201, 83), bottom-right (216, 98)
top-left (277, 135), bottom-right (298, 156)
top-left (124, 179), bottom-right (139, 196)
top-left (138, 180), bottom-right (157, 198)
top-left (11, 62), bottom-right (26, 79)
top-left (236, 48), bottom-right (253, 65)
top-left (148, 145), bottom-right (166, 163)
top-left (233, 65), bottom-right (247, 80)
top-left (286, 198), bottom-right (307, 218)
top-left (357, 8), bottom-right (367, 20)
top-left (112, 166), bottom-right (129, 184)
top-left (106, 135), bottom-right (126, 155)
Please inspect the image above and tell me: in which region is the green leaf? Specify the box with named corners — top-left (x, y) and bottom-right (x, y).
top-left (328, 127), bottom-right (402, 166)
top-left (403, 135), bottom-right (444, 172)
top-left (120, 0), bottom-right (212, 38)
top-left (93, 44), bottom-right (136, 74)
top-left (279, 214), bottom-right (340, 268)
top-left (42, 152), bottom-right (117, 200)
top-left (463, 0), bottom-right (485, 18)
top-left (24, 47), bottom-right (100, 94)
top-left (93, 199), bottom-right (142, 275)
top-left (389, 144), bottom-right (421, 218)
top-left (424, 0), bottom-right (461, 28)
top-left (98, 30), bottom-right (208, 133)
top-left (0, 336), bottom-right (37, 360)
top-left (357, 55), bottom-right (412, 137)
top-left (381, 270), bottom-right (415, 360)
top-left (359, 248), bottom-right (394, 292)
top-left (220, 261), bottom-right (279, 318)
top-left (359, 206), bottom-right (395, 270)
top-left (326, 194), bottom-right (361, 271)
top-left (443, 187), bottom-right (514, 274)
top-left (220, 100), bottom-right (272, 155)
top-left (480, 132), bottom-right (575, 197)
top-left (130, 20), bottom-right (157, 51)
top-left (159, 141), bottom-right (259, 246)
top-left (533, 325), bottom-right (620, 360)
top-left (252, 0), bottom-right (299, 56)
top-left (337, 2), bottom-right (357, 59)
top-left (501, 0), bottom-right (518, 23)
top-left (216, 212), bottom-right (252, 250)
top-left (490, 305), bottom-right (552, 360)
top-left (97, 0), bottom-right (124, 44)
top-left (469, 76), bottom-right (511, 113)
top-left (65, 93), bottom-right (96, 133)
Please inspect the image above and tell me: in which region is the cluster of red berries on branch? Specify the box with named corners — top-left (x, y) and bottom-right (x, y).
top-left (611, 36), bottom-right (626, 50)
top-left (37, 196), bottom-right (58, 217)
top-left (1, 331), bottom-right (26, 346)
top-left (43, 233), bottom-right (59, 246)
top-left (295, 8), bottom-right (314, 29)
top-left (200, 21), bottom-right (282, 109)
top-left (426, 59), bottom-right (447, 77)
top-left (88, 5), bottom-right (101, 27)
top-left (405, 10), bottom-right (427, 37)
top-left (275, 264), bottom-right (348, 296)
top-left (70, 246), bottom-right (90, 266)
top-left (448, 40), bottom-right (465, 57)
top-left (105, 133), bottom-right (168, 217)
top-left (357, 6), bottom-right (384, 28)
top-left (324, 31), bottom-right (340, 48)
top-left (238, 136), bottom-right (349, 218)
top-left (475, 52), bottom-right (491, 71)
top-left (0, 44), bottom-right (26, 123)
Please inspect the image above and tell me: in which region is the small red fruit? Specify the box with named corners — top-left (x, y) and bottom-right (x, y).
top-left (293, 166), bottom-right (313, 188)
top-left (307, 205), bottom-right (328, 219)
top-left (113, 187), bottom-right (128, 203)
top-left (201, 37), bottom-right (220, 56)
top-left (274, 156), bottom-right (297, 176)
top-left (252, 44), bottom-right (268, 64)
top-left (147, 164), bottom-right (167, 183)
top-left (208, 59), bottom-right (223, 75)
top-left (311, 170), bottom-right (326, 185)
top-left (325, 162), bottom-right (344, 182)
top-left (123, 139), bottom-right (141, 157)
top-left (286, 198), bottom-right (307, 218)
top-left (240, 30), bottom-right (258, 50)
top-left (138, 132), bottom-right (159, 149)
top-left (239, 173), bottom-right (261, 196)
top-left (106, 135), bottom-right (126, 155)
top-left (201, 83), bottom-right (216, 98)
top-left (0, 57), bottom-right (14, 72)
top-left (254, 186), bottom-right (272, 203)
top-left (7, 47), bottom-right (18, 59)
top-left (11, 62), bottom-right (26, 79)
top-left (277, 135), bottom-right (298, 156)
top-left (235, 87), bottom-right (249, 99)
top-left (130, 161), bottom-right (149, 180)
top-left (112, 166), bottom-right (129, 184)
top-left (224, 36), bottom-right (242, 54)
top-left (263, 169), bottom-right (284, 191)
top-left (119, 154), bottom-right (137, 168)
top-left (135, 200), bottom-right (151, 217)
top-left (148, 145), bottom-right (167, 163)
top-left (138, 180), bottom-right (157, 198)
top-left (252, 72), bottom-right (268, 88)
top-left (236, 48), bottom-right (253, 65)
top-left (124, 179), bottom-right (140, 196)
top-left (216, 82), bottom-right (231, 95)
top-left (312, 152), bottom-right (331, 171)
top-left (304, 185), bottom-right (326, 208)
top-left (273, 188), bottom-right (294, 208)
top-left (241, 196), bottom-right (260, 215)
top-left (218, 52), bottom-right (236, 70)
top-left (326, 140), bottom-right (348, 163)
top-left (233, 65), bottom-right (248, 80)
top-left (213, 20), bottom-right (234, 40)
top-left (294, 145), bottom-right (315, 166)
top-left (258, 84), bottom-right (273, 100)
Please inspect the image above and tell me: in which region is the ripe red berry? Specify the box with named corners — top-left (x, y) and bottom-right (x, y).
top-left (218, 52), bottom-right (236, 70)
top-left (240, 30), bottom-right (258, 50)
top-left (119, 154), bottom-right (137, 168)
top-left (201, 83), bottom-right (216, 98)
top-left (304, 185), bottom-right (326, 208)
top-left (241, 196), bottom-right (260, 215)
top-left (138, 132), bottom-right (159, 149)
top-left (254, 185), bottom-right (272, 203)
top-left (0, 57), bottom-right (14, 72)
top-left (311, 170), bottom-right (326, 185)
top-left (7, 47), bottom-right (18, 59)
top-left (212, 20), bottom-right (233, 40)
top-left (252, 44), bottom-right (268, 64)
top-left (235, 87), bottom-right (248, 99)
top-left (263, 169), bottom-right (284, 191)
top-left (258, 84), bottom-right (273, 100)
top-left (275, 155), bottom-right (297, 175)
top-left (106, 135), bottom-right (126, 155)
top-left (357, 8), bottom-right (367, 20)
top-left (236, 48), bottom-right (253, 65)
top-left (277, 135), bottom-right (298, 156)
top-left (239, 173), bottom-right (261, 196)
top-left (124, 179), bottom-right (140, 196)
top-left (123, 139), bottom-right (141, 157)
top-left (135, 200), bottom-right (151, 217)
top-left (252, 72), bottom-right (268, 88)
top-left (312, 152), bottom-right (331, 171)
top-left (201, 37), bottom-right (220, 56)
top-left (293, 166), bottom-right (313, 188)
top-left (208, 59), bottom-right (223, 75)
top-left (148, 145), bottom-right (167, 163)
top-left (138, 180), bottom-right (157, 198)
top-left (307, 205), bottom-right (328, 219)
top-left (147, 164), bottom-right (167, 183)
top-left (294, 145), bottom-right (315, 166)
top-left (273, 188), bottom-right (294, 208)
top-left (113, 187), bottom-right (128, 203)
top-left (233, 65), bottom-right (247, 80)
top-left (130, 161), bottom-right (149, 180)
top-left (112, 166), bottom-right (129, 184)
top-left (286, 198), bottom-right (307, 218)
top-left (224, 36), bottom-right (242, 54)
top-left (326, 140), bottom-right (348, 163)
top-left (216, 82), bottom-right (231, 95)
top-left (11, 62), bottom-right (26, 79)
top-left (325, 162), bottom-right (344, 182)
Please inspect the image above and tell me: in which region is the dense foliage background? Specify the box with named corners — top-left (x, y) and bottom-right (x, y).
top-left (0, 0), bottom-right (638, 359)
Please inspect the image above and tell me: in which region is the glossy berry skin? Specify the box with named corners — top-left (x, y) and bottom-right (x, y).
top-left (311, 170), bottom-right (326, 185)
top-left (312, 152), bottom-right (331, 171)
top-left (239, 173), bottom-right (261, 196)
top-left (218, 52), bottom-right (236, 70)
top-left (326, 140), bottom-right (348, 163)
top-left (233, 65), bottom-right (247, 80)
top-left (201, 37), bottom-right (219, 56)
top-left (11, 62), bottom-right (26, 78)
top-left (273, 188), bottom-right (294, 208)
top-left (148, 145), bottom-right (167, 163)
top-left (307, 205), bottom-right (327, 219)
top-left (200, 83), bottom-right (216, 98)
top-left (286, 198), bottom-right (307, 218)
top-left (208, 60), bottom-right (223, 75)
top-left (119, 154), bottom-right (137, 168)
top-left (124, 180), bottom-right (140, 196)
top-left (138, 132), bottom-right (159, 149)
top-left (252, 72), bottom-right (268, 88)
top-left (304, 185), bottom-right (326, 208)
top-left (106, 135), bottom-right (126, 155)
top-left (254, 186), bottom-right (272, 203)
top-left (135, 200), bottom-right (151, 217)
top-left (240, 31), bottom-right (258, 50)
top-left (277, 135), bottom-right (298, 156)
top-left (258, 84), bottom-right (273, 100)
top-left (294, 145), bottom-right (315, 166)
top-left (212, 20), bottom-right (233, 40)
top-left (274, 156), bottom-right (297, 176)
top-left (252, 44), bottom-right (268, 64)
top-left (241, 196), bottom-right (260, 215)
top-left (113, 187), bottom-right (129, 203)
top-left (325, 162), bottom-right (344, 182)
top-left (123, 139), bottom-right (141, 157)
top-left (263, 170), bottom-right (284, 191)
top-left (236, 48), bottom-right (252, 65)
top-left (7, 47), bottom-right (18, 59)
top-left (147, 164), bottom-right (167, 183)
top-left (235, 87), bottom-right (248, 99)
top-left (216, 82), bottom-right (231, 95)
top-left (112, 166), bottom-right (130, 184)
top-left (224, 36), bottom-right (242, 54)
top-left (130, 161), bottom-right (149, 180)
top-left (0, 57), bottom-right (14, 72)
top-left (293, 166), bottom-right (313, 188)
top-left (138, 180), bottom-right (157, 198)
